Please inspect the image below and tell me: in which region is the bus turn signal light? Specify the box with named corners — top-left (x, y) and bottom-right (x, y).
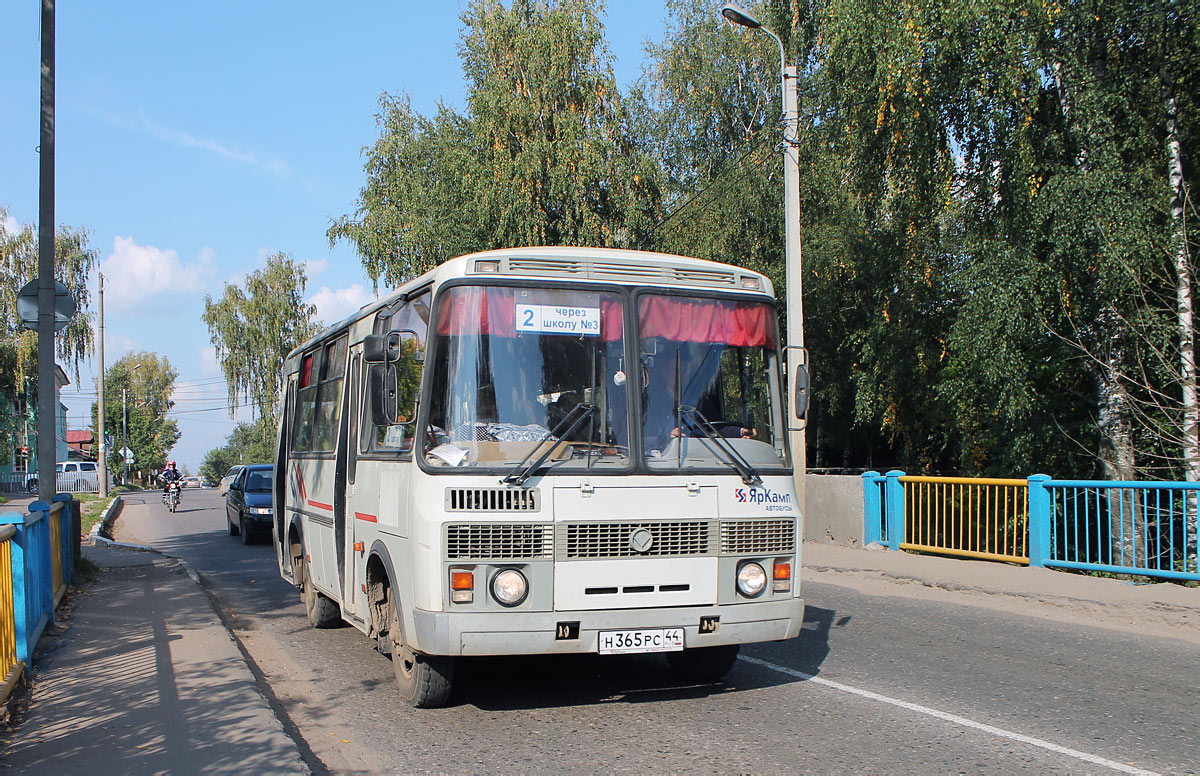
top-left (773, 560), bottom-right (791, 592)
top-left (450, 570), bottom-right (474, 603)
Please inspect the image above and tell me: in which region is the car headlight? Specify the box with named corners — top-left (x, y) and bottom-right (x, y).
top-left (736, 562), bottom-right (767, 598)
top-left (491, 569), bottom-right (528, 607)
top-left (252, 507), bottom-right (273, 515)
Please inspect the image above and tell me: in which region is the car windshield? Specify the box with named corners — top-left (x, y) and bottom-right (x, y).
top-left (638, 294), bottom-right (788, 472)
top-left (244, 471), bottom-right (274, 492)
top-left (422, 285), bottom-right (631, 471)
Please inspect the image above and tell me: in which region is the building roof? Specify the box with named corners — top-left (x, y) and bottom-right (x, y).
top-left (66, 430), bottom-right (94, 444)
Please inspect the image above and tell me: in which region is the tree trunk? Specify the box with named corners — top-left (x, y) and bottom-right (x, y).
top-left (1095, 312), bottom-right (1141, 567)
top-left (1163, 61), bottom-right (1198, 568)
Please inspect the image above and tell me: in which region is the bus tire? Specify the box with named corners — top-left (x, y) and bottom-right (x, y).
top-left (666, 644), bottom-right (740, 681)
top-left (387, 593), bottom-right (453, 708)
top-left (301, 553), bottom-right (340, 629)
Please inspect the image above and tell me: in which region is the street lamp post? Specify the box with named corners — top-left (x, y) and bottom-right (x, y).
top-left (720, 3), bottom-right (808, 505)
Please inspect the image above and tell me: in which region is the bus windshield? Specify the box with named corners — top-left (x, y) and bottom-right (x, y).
top-left (638, 294), bottom-right (788, 472)
top-left (423, 285), bottom-right (632, 471)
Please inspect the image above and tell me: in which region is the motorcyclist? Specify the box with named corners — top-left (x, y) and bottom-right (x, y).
top-left (159, 460), bottom-right (184, 503)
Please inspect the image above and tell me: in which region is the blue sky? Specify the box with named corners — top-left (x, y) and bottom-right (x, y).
top-left (0, 1), bottom-right (669, 472)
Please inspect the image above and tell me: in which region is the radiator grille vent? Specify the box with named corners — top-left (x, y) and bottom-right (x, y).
top-left (507, 257), bottom-right (587, 275)
top-left (446, 487), bottom-right (540, 512)
top-left (671, 267), bottom-right (738, 285)
top-left (445, 524), bottom-right (554, 560)
top-left (590, 261), bottom-right (663, 280)
top-left (559, 520), bottom-right (716, 559)
top-left (720, 519), bottom-right (796, 555)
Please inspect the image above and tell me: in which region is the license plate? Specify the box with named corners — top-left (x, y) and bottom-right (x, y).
top-left (597, 628), bottom-right (684, 655)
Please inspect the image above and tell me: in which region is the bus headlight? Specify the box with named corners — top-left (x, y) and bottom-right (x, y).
top-left (491, 569), bottom-right (528, 607)
top-left (736, 562), bottom-right (767, 598)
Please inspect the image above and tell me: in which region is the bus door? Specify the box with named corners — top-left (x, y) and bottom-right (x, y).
top-left (341, 347), bottom-right (362, 617)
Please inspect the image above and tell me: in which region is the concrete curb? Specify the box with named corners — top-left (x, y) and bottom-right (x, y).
top-left (94, 493), bottom-right (124, 540)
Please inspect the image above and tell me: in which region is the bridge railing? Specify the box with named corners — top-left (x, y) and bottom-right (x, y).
top-left (864, 472), bottom-right (1199, 582)
top-left (0, 497), bottom-right (78, 704)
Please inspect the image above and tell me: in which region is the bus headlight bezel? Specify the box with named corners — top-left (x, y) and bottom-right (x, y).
top-left (491, 568), bottom-right (528, 607)
top-left (736, 561), bottom-right (768, 598)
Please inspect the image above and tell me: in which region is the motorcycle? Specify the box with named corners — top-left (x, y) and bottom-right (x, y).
top-left (164, 481), bottom-right (182, 513)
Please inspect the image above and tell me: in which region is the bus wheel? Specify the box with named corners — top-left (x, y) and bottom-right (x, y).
top-left (301, 552), bottom-right (340, 629)
top-left (666, 644), bottom-right (740, 682)
top-left (387, 593), bottom-right (453, 708)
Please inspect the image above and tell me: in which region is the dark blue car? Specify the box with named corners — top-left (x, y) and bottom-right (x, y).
top-left (226, 463), bottom-right (274, 544)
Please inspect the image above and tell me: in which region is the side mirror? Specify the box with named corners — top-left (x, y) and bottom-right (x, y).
top-left (369, 364), bottom-right (398, 426)
top-left (364, 330), bottom-right (424, 363)
top-left (793, 363), bottom-right (810, 421)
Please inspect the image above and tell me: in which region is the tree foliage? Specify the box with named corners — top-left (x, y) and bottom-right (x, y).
top-left (199, 417), bottom-right (276, 484)
top-left (202, 252), bottom-right (320, 421)
top-left (0, 207), bottom-right (98, 465)
top-left (329, 0), bottom-right (661, 287)
top-left (332, 0), bottom-right (1197, 478)
top-left (92, 351), bottom-right (181, 480)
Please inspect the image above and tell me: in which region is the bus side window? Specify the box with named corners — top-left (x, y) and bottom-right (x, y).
top-left (313, 335), bottom-right (348, 452)
top-left (293, 352), bottom-right (319, 452)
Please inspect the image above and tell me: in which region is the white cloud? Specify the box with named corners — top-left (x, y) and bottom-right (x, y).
top-left (101, 236), bottom-right (216, 305)
top-left (2, 213), bottom-right (19, 237)
top-left (302, 257), bottom-right (329, 278)
top-left (308, 284), bottom-right (378, 325)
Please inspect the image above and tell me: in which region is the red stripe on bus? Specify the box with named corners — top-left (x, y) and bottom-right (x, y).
top-left (355, 512), bottom-right (378, 523)
top-left (307, 499), bottom-right (333, 511)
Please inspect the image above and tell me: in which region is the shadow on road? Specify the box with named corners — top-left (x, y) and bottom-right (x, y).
top-left (451, 604), bottom-right (836, 710)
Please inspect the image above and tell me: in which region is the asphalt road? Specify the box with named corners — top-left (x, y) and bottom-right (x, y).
top-left (115, 489), bottom-right (1199, 774)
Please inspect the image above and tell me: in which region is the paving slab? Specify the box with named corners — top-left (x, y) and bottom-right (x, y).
top-left (0, 542), bottom-right (307, 775)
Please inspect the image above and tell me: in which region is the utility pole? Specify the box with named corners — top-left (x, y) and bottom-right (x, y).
top-left (97, 273), bottom-right (107, 496)
top-left (720, 3), bottom-right (809, 507)
top-left (36, 0), bottom-right (56, 504)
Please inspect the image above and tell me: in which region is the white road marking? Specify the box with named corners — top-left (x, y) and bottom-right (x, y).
top-left (739, 655), bottom-right (1161, 776)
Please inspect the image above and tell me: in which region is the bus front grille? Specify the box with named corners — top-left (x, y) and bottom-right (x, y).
top-left (445, 524), bottom-right (554, 560)
top-left (558, 520), bottom-right (717, 559)
top-left (720, 518), bottom-right (796, 555)
top-left (446, 487), bottom-right (540, 512)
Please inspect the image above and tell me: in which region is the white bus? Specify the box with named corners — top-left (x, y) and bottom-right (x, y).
top-left (274, 246), bottom-right (807, 707)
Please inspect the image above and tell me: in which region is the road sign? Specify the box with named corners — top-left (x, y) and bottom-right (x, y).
top-left (16, 278), bottom-right (76, 333)
top-left (120, 446), bottom-right (134, 464)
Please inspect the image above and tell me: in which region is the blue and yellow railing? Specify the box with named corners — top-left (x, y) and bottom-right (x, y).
top-left (0, 496), bottom-right (79, 704)
top-left (865, 472), bottom-right (1199, 581)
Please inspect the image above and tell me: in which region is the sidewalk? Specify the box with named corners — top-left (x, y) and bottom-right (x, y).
top-left (0, 540), bottom-right (308, 775)
top-left (804, 541), bottom-right (1200, 641)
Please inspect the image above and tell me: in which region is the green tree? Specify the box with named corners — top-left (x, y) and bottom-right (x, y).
top-left (329, 0), bottom-right (661, 287)
top-left (199, 417), bottom-right (276, 483)
top-left (93, 352), bottom-right (181, 482)
top-left (202, 252), bottom-right (320, 421)
top-left (0, 207), bottom-right (98, 464)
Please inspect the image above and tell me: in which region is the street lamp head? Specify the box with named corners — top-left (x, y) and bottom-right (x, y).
top-left (721, 3), bottom-right (762, 29)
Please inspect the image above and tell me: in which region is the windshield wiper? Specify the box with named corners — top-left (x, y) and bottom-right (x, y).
top-left (502, 403), bottom-right (597, 486)
top-left (679, 406), bottom-right (762, 486)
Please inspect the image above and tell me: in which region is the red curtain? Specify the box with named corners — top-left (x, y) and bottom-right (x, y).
top-left (437, 287), bottom-right (624, 341)
top-left (638, 296), bottom-right (777, 348)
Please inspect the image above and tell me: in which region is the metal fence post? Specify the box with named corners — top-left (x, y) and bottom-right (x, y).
top-left (52, 493), bottom-right (77, 584)
top-left (884, 470), bottom-right (905, 551)
top-left (1027, 474), bottom-right (1051, 567)
top-left (863, 471), bottom-right (882, 545)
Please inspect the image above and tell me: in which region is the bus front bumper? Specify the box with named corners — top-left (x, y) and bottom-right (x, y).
top-left (410, 597), bottom-right (805, 657)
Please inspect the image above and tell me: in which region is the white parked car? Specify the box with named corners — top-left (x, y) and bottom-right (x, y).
top-left (26, 461), bottom-right (112, 493)
top-left (218, 465), bottom-right (244, 496)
